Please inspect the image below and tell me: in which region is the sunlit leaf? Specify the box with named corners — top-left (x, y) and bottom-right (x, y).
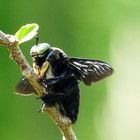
top-left (15, 23), bottom-right (39, 45)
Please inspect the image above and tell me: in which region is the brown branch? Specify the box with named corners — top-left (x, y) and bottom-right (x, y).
top-left (0, 30), bottom-right (77, 140)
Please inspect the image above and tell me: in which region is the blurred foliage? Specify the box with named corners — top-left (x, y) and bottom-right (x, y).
top-left (0, 0), bottom-right (140, 140)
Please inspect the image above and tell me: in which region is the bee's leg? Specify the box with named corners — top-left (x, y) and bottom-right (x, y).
top-left (45, 74), bottom-right (73, 86)
top-left (45, 77), bottom-right (62, 86)
top-left (37, 103), bottom-right (45, 112)
top-left (40, 93), bottom-right (65, 106)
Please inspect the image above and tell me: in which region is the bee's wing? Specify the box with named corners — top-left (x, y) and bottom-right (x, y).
top-left (15, 77), bottom-right (37, 96)
top-left (68, 57), bottom-right (114, 85)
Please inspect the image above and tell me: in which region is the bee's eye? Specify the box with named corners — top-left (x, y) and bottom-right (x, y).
top-left (37, 43), bottom-right (50, 55)
top-left (30, 43), bottom-right (50, 56)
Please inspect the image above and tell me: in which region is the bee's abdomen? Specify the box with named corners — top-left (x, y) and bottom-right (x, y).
top-left (61, 83), bottom-right (80, 123)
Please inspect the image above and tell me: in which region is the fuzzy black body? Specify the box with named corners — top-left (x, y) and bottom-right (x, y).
top-left (40, 57), bottom-right (80, 123)
top-left (16, 44), bottom-right (113, 124)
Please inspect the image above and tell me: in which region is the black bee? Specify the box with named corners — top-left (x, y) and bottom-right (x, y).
top-left (16, 43), bottom-right (113, 123)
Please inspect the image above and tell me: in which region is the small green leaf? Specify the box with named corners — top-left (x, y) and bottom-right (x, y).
top-left (15, 23), bottom-right (39, 45)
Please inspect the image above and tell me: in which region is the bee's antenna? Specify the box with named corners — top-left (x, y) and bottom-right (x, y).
top-left (35, 33), bottom-right (39, 46)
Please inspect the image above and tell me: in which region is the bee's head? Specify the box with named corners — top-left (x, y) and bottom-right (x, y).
top-left (30, 43), bottom-right (67, 77)
top-left (30, 43), bottom-right (51, 67)
top-left (30, 43), bottom-right (53, 77)
top-left (30, 43), bottom-right (50, 58)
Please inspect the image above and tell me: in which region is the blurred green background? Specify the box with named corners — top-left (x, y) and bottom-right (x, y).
top-left (0, 0), bottom-right (140, 140)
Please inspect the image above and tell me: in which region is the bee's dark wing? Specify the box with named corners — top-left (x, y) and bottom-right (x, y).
top-left (15, 77), bottom-right (37, 96)
top-left (67, 57), bottom-right (114, 85)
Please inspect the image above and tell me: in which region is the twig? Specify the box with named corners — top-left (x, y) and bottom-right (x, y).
top-left (0, 30), bottom-right (77, 140)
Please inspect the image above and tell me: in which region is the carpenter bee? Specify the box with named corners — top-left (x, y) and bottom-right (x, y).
top-left (16, 43), bottom-right (113, 123)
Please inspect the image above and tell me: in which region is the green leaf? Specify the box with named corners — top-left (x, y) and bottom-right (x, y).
top-left (15, 23), bottom-right (39, 45)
